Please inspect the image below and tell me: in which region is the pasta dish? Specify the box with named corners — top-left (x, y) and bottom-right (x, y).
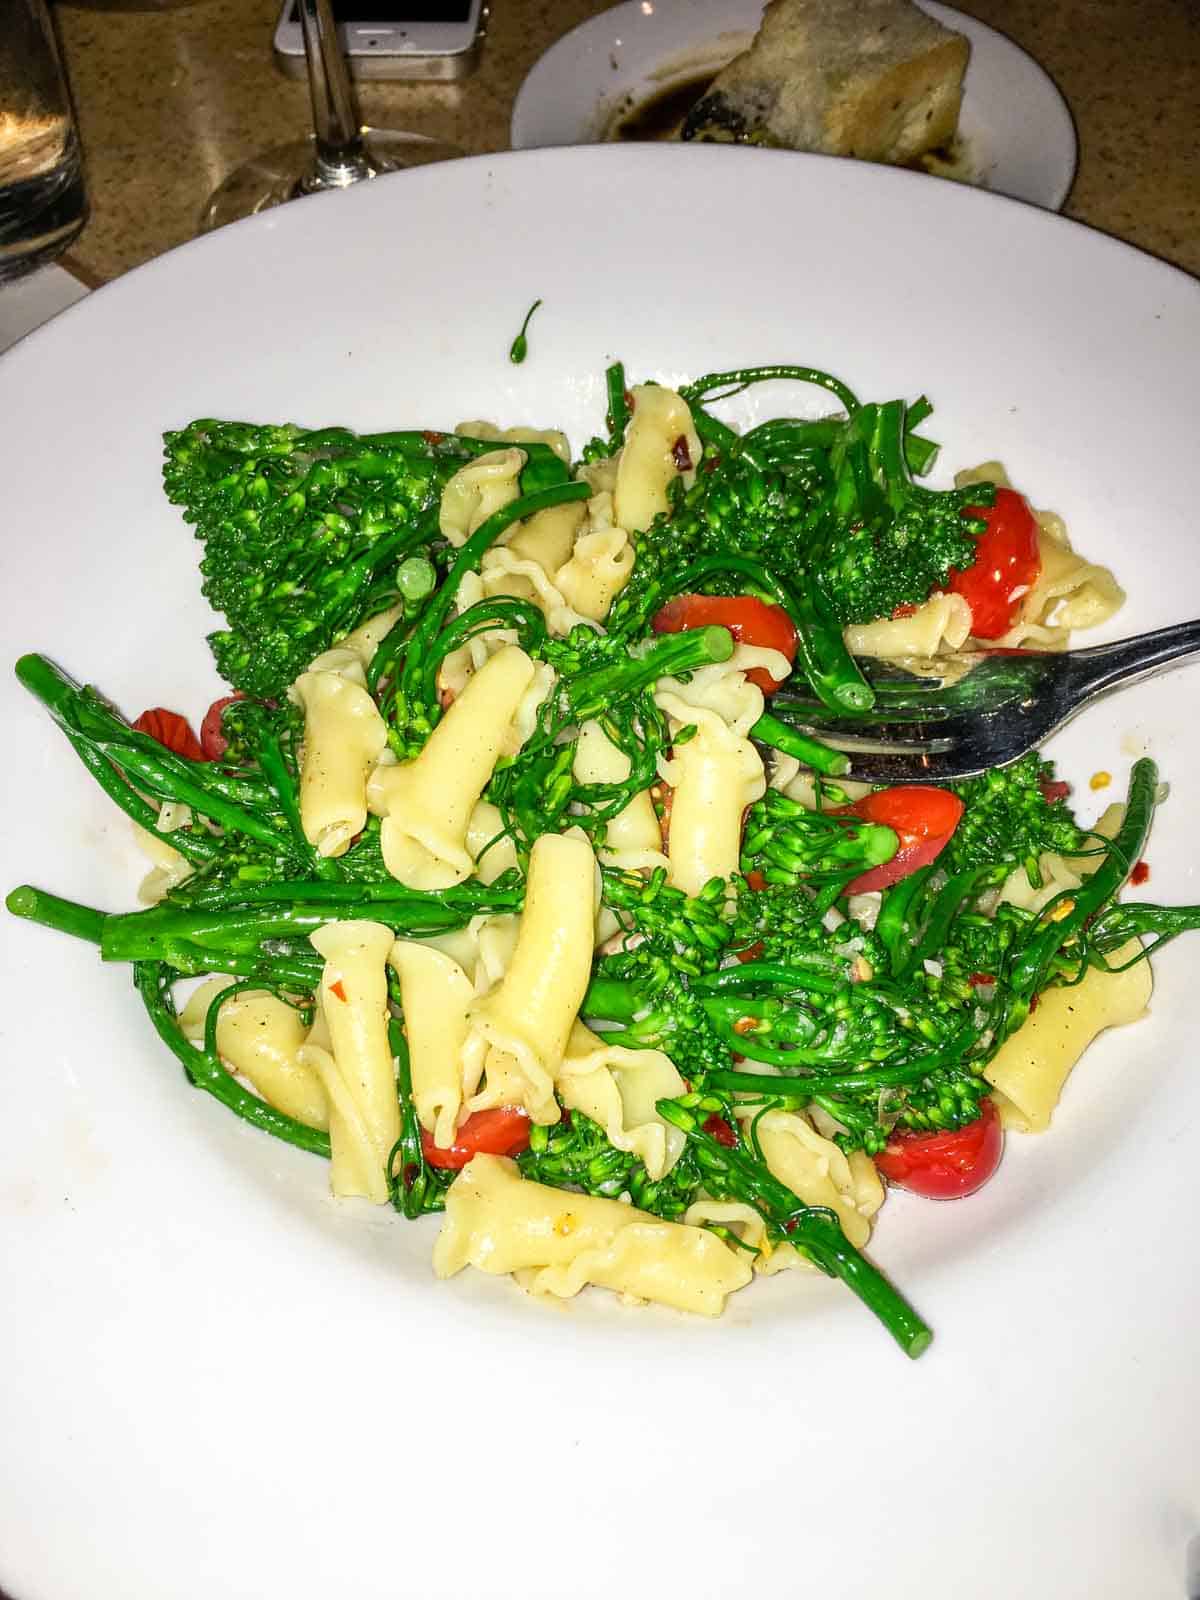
top-left (9, 361), bottom-right (1197, 1356)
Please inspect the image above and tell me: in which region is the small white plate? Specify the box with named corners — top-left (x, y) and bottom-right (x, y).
top-left (511, 0), bottom-right (1078, 210)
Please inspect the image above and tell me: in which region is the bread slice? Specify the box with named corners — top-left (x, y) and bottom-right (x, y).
top-left (680, 0), bottom-right (969, 165)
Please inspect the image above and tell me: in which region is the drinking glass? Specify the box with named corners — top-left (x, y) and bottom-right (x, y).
top-left (0, 0), bottom-right (88, 281)
top-left (200, 0), bottom-right (460, 232)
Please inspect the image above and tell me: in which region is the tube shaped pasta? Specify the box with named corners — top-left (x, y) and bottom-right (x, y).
top-left (554, 517), bottom-right (635, 622)
top-left (455, 420), bottom-right (571, 463)
top-left (433, 1155), bottom-right (753, 1316)
top-left (656, 699), bottom-right (765, 895)
top-left (479, 546), bottom-right (592, 636)
top-left (506, 498), bottom-right (585, 573)
top-left (746, 1108), bottom-right (884, 1250)
top-left (438, 447), bottom-right (525, 547)
top-left (613, 384), bottom-right (701, 534)
top-left (954, 461), bottom-right (1125, 647)
top-left (367, 644), bottom-right (536, 889)
top-left (300, 921), bottom-right (399, 1203)
top-left (468, 830), bottom-right (597, 1123)
top-left (293, 662), bottom-right (388, 859)
top-left (390, 941), bottom-right (474, 1150)
top-left (179, 979), bottom-right (329, 1130)
top-left (984, 940), bottom-right (1152, 1133)
top-left (465, 799), bottom-right (520, 884)
top-left (844, 592), bottom-right (973, 660)
top-left (556, 1021), bottom-right (686, 1180)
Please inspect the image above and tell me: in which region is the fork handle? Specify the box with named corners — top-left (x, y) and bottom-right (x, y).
top-left (1066, 618), bottom-right (1200, 701)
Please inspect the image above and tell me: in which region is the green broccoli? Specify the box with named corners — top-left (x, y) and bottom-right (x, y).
top-left (163, 420), bottom-right (571, 700)
top-left (940, 754), bottom-right (1089, 882)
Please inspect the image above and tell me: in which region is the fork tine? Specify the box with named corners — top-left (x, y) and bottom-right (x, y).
top-left (769, 699), bottom-right (964, 728)
top-left (802, 721), bottom-right (957, 753)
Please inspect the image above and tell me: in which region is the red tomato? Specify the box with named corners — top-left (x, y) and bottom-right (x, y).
top-left (702, 1114), bottom-right (737, 1148)
top-left (651, 594), bottom-right (798, 692)
top-left (132, 707), bottom-right (207, 762)
top-left (948, 487), bottom-right (1042, 640)
top-left (840, 785), bottom-right (965, 894)
top-left (200, 693), bottom-right (243, 761)
top-left (421, 1107), bottom-right (532, 1171)
top-left (875, 1098), bottom-right (1003, 1199)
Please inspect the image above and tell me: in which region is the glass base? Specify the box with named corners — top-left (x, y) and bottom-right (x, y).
top-left (200, 128), bottom-right (461, 233)
top-left (0, 151), bottom-right (88, 284)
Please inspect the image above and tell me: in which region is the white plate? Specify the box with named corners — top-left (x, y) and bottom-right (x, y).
top-left (511, 0), bottom-right (1078, 210)
top-left (1, 148), bottom-right (1197, 1600)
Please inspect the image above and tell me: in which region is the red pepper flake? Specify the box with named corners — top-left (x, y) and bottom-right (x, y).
top-left (732, 1016), bottom-right (758, 1037)
top-left (422, 429), bottom-right (444, 445)
top-left (403, 1163), bottom-right (419, 1189)
top-left (329, 979), bottom-right (348, 1003)
top-left (891, 602), bottom-right (918, 619)
top-left (671, 434), bottom-right (693, 472)
top-left (968, 972), bottom-right (994, 988)
top-left (1131, 859), bottom-right (1151, 886)
top-left (735, 941), bottom-right (765, 965)
top-left (702, 453), bottom-right (721, 474)
top-left (702, 1114), bottom-right (737, 1149)
top-left (1029, 992), bottom-right (1040, 1013)
top-left (623, 388), bottom-right (635, 412)
top-left (744, 869), bottom-right (767, 892)
top-left (1040, 778), bottom-right (1071, 805)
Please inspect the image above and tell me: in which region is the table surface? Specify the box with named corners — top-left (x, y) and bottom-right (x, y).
top-left (50, 0), bottom-right (1200, 286)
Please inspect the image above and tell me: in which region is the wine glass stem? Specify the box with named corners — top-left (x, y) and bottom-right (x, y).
top-left (298, 0), bottom-right (373, 187)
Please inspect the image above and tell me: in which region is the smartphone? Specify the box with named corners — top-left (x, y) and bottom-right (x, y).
top-left (273, 0), bottom-right (488, 81)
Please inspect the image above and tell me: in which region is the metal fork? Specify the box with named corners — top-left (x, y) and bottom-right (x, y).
top-left (769, 619), bottom-right (1200, 782)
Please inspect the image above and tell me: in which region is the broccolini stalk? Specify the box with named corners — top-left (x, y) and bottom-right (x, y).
top-left (1086, 900), bottom-right (1200, 965)
top-left (7, 879), bottom-right (523, 988)
top-left (656, 1096), bottom-right (932, 1358)
top-left (392, 480), bottom-right (591, 751)
top-left (1005, 759), bottom-right (1158, 1016)
top-left (750, 714), bottom-right (851, 777)
top-left (134, 962), bottom-right (330, 1158)
top-left (604, 361), bottom-right (631, 451)
top-left (560, 623), bottom-right (733, 724)
top-left (387, 1020), bottom-right (453, 1218)
top-left (16, 654), bottom-right (291, 857)
top-left (680, 364), bottom-right (862, 419)
top-left (740, 788), bottom-right (899, 885)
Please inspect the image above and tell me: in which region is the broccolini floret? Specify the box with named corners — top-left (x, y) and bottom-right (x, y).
top-left (605, 372), bottom-right (992, 649)
top-left (940, 754), bottom-right (1088, 881)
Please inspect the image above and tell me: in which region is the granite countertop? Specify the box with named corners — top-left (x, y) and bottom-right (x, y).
top-left (52, 0), bottom-right (1200, 284)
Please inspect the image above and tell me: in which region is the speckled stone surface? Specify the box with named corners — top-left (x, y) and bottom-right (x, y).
top-left (49, 0), bottom-right (1200, 283)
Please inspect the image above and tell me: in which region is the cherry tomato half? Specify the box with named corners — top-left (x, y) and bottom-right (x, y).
top-left (200, 694), bottom-right (244, 761)
top-left (875, 1097), bottom-right (1003, 1199)
top-left (421, 1107), bottom-right (533, 1171)
top-left (840, 785), bottom-right (965, 894)
top-left (651, 594), bottom-right (798, 692)
top-left (948, 487), bottom-right (1042, 640)
top-left (132, 707), bottom-right (207, 763)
